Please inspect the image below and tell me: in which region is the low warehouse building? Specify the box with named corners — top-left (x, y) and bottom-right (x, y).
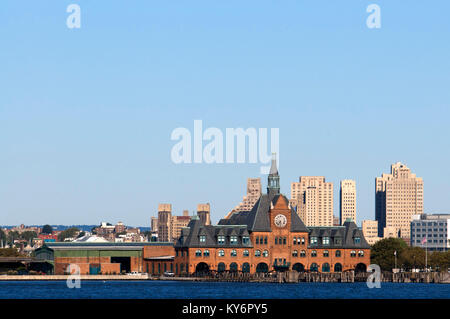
top-left (36, 242), bottom-right (173, 275)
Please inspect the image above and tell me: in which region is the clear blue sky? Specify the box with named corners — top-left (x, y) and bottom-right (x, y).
top-left (1, 1), bottom-right (449, 227)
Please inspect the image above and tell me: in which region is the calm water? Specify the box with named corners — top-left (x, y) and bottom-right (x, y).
top-left (0, 281), bottom-right (449, 299)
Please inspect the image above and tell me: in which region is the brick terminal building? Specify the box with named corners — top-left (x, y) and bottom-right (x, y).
top-left (174, 156), bottom-right (370, 275)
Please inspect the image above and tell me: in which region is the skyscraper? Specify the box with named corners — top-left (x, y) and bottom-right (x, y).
top-left (157, 204), bottom-right (192, 242)
top-left (157, 204), bottom-right (172, 242)
top-left (291, 176), bottom-right (333, 226)
top-left (225, 177), bottom-right (262, 218)
top-left (197, 203), bottom-right (211, 225)
top-left (375, 162), bottom-right (424, 240)
top-left (340, 180), bottom-right (356, 225)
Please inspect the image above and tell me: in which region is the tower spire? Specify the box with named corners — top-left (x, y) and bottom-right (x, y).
top-left (267, 153), bottom-right (280, 198)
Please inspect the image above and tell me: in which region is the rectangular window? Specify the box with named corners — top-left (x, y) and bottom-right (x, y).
top-left (242, 236), bottom-right (250, 244)
top-left (199, 235), bottom-right (206, 243)
top-left (218, 235), bottom-right (225, 244)
top-left (230, 236), bottom-right (238, 244)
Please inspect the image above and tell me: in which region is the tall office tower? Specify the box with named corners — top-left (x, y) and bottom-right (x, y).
top-left (362, 220), bottom-right (380, 245)
top-left (340, 180), bottom-right (356, 225)
top-left (225, 178), bottom-right (262, 218)
top-left (151, 217), bottom-right (158, 232)
top-left (157, 204), bottom-right (192, 242)
top-left (170, 214), bottom-right (191, 242)
top-left (291, 176), bottom-right (334, 226)
top-left (197, 203), bottom-right (211, 225)
top-left (375, 162), bottom-right (424, 240)
top-left (157, 204), bottom-right (172, 242)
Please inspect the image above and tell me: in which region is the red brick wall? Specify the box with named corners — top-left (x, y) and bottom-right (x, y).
top-left (174, 197), bottom-right (371, 275)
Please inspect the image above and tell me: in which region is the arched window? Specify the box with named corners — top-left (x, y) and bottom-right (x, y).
top-left (358, 250), bottom-right (364, 257)
top-left (262, 250), bottom-right (269, 257)
top-left (231, 249), bottom-right (237, 257)
top-left (218, 249), bottom-right (225, 257)
top-left (293, 237), bottom-right (297, 245)
top-left (255, 250), bottom-right (261, 257)
top-left (310, 263), bottom-right (319, 272)
top-left (229, 262), bottom-right (238, 272)
top-left (292, 263), bottom-right (305, 272)
top-left (350, 250), bottom-right (356, 257)
top-left (217, 262), bottom-right (226, 273)
top-left (311, 250), bottom-right (317, 257)
top-left (323, 250), bottom-right (329, 257)
top-left (335, 250), bottom-right (341, 257)
top-left (243, 250), bottom-right (249, 257)
top-left (322, 263), bottom-right (330, 273)
top-left (203, 250), bottom-right (210, 257)
top-left (195, 250), bottom-right (202, 257)
top-left (256, 262), bottom-right (269, 273)
top-left (300, 250), bottom-right (306, 257)
top-left (292, 250), bottom-right (298, 257)
top-left (334, 263), bottom-right (343, 272)
top-left (242, 262), bottom-right (250, 273)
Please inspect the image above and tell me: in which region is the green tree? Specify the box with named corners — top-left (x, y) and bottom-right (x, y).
top-left (429, 251), bottom-right (450, 272)
top-left (7, 231), bottom-right (20, 246)
top-left (399, 246), bottom-right (425, 270)
top-left (20, 231), bottom-right (38, 243)
top-left (57, 227), bottom-right (80, 242)
top-left (42, 225), bottom-right (53, 234)
top-left (370, 238), bottom-right (408, 271)
top-left (0, 229), bottom-right (6, 245)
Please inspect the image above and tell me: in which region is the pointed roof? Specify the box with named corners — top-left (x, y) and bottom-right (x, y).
top-left (269, 153), bottom-right (278, 175)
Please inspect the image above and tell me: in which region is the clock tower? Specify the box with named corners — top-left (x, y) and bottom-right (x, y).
top-left (267, 153), bottom-right (280, 199)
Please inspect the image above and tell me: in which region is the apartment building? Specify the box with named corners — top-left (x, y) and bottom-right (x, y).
top-left (375, 162), bottom-right (424, 240)
top-left (291, 177), bottom-right (333, 227)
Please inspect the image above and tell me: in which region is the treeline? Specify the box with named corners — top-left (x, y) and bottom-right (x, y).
top-left (371, 238), bottom-right (450, 272)
top-left (0, 229), bottom-right (37, 246)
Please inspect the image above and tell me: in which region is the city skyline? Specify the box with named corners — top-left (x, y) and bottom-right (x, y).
top-left (0, 160), bottom-right (444, 228)
top-left (1, 2), bottom-right (449, 226)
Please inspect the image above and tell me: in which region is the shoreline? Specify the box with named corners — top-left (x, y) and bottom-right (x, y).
top-left (0, 273), bottom-right (449, 283)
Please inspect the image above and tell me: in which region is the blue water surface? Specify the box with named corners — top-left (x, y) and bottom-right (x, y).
top-left (0, 281), bottom-right (449, 299)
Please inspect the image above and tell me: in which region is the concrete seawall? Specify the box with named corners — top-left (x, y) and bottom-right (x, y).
top-left (0, 272), bottom-right (449, 283)
top-left (0, 274), bottom-right (149, 281)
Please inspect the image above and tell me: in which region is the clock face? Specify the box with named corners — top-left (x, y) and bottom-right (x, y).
top-left (274, 214), bottom-right (287, 228)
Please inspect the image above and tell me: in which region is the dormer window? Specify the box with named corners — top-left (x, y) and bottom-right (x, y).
top-left (242, 236), bottom-right (250, 244)
top-left (230, 236), bottom-right (238, 245)
top-left (217, 235), bottom-right (225, 244)
top-left (199, 235), bottom-right (206, 243)
top-left (322, 237), bottom-right (330, 245)
top-left (334, 237), bottom-right (342, 245)
top-left (310, 236), bottom-right (318, 245)
top-left (354, 237), bottom-right (361, 244)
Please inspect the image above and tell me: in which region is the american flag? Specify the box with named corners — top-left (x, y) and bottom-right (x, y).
top-left (421, 237), bottom-right (427, 245)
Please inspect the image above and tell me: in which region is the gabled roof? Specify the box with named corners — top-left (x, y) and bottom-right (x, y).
top-left (307, 221), bottom-right (371, 249)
